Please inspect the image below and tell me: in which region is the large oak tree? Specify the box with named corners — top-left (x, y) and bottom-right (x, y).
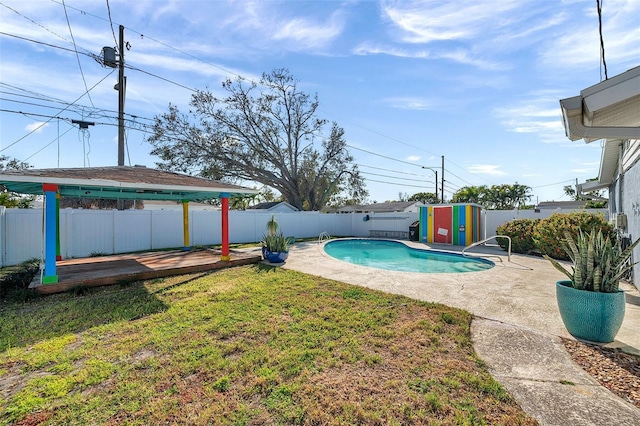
top-left (147, 69), bottom-right (367, 210)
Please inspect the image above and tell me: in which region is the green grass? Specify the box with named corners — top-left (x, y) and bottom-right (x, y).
top-left (0, 265), bottom-right (537, 425)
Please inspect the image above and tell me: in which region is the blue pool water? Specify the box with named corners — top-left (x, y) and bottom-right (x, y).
top-left (324, 239), bottom-right (494, 273)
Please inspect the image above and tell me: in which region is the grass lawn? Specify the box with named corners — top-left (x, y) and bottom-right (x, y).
top-left (0, 265), bottom-right (537, 425)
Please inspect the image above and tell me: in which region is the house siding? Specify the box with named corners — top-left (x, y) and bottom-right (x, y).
top-left (611, 140), bottom-right (640, 290)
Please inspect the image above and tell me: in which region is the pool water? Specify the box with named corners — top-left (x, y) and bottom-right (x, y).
top-left (324, 239), bottom-right (494, 273)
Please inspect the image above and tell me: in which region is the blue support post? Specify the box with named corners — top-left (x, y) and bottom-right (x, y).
top-left (42, 183), bottom-right (59, 284)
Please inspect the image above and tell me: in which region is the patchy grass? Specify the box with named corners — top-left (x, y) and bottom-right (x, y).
top-left (0, 265), bottom-right (537, 425)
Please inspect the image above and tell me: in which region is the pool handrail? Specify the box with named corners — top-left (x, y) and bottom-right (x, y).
top-left (318, 231), bottom-right (331, 243)
top-left (462, 235), bottom-right (511, 262)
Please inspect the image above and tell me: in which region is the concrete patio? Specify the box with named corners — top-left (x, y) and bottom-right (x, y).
top-left (276, 239), bottom-right (640, 425)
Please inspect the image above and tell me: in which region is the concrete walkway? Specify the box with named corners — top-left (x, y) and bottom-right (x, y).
top-left (277, 239), bottom-right (640, 426)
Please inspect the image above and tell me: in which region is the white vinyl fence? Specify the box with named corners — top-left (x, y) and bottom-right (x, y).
top-left (0, 206), bottom-right (607, 267)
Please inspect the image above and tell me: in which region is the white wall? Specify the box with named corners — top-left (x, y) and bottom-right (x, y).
top-left (0, 207), bottom-right (608, 267)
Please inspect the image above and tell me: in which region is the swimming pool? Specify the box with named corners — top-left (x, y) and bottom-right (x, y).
top-left (323, 239), bottom-right (494, 273)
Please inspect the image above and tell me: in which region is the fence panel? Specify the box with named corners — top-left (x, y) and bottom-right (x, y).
top-left (4, 208), bottom-right (42, 265)
top-left (64, 209), bottom-right (116, 258)
top-left (150, 210), bottom-right (183, 249)
top-left (0, 207), bottom-right (610, 267)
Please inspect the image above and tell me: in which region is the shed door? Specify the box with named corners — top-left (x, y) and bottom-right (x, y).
top-left (433, 206), bottom-right (452, 244)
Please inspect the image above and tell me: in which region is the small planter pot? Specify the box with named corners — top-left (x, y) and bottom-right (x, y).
top-left (555, 280), bottom-right (626, 343)
top-left (264, 250), bottom-right (289, 264)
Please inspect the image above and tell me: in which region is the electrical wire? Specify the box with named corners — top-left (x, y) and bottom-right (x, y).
top-left (360, 171), bottom-right (432, 184)
top-left (357, 164), bottom-right (429, 177)
top-left (364, 178), bottom-right (429, 189)
top-left (23, 124), bottom-right (75, 162)
top-left (0, 2), bottom-right (72, 45)
top-left (0, 69), bottom-right (114, 152)
top-left (62, 0), bottom-right (94, 107)
top-left (105, 0), bottom-right (118, 48)
top-left (596, 0), bottom-right (608, 80)
top-left (0, 108), bottom-right (154, 132)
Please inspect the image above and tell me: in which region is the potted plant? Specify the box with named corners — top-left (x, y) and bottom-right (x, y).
top-left (544, 229), bottom-right (640, 343)
top-left (261, 215), bottom-right (290, 263)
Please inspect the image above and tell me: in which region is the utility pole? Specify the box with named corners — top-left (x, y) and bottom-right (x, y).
top-left (422, 166), bottom-right (438, 203)
top-left (117, 25), bottom-right (126, 167)
top-left (441, 155), bottom-right (445, 203)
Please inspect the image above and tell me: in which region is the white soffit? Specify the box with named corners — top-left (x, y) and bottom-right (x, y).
top-left (560, 66), bottom-right (640, 142)
top-left (599, 139), bottom-right (622, 184)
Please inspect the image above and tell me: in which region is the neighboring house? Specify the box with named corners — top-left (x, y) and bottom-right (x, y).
top-left (247, 201), bottom-right (299, 212)
top-left (337, 201), bottom-right (421, 214)
top-left (560, 65), bottom-right (640, 289)
top-left (536, 201), bottom-right (589, 210)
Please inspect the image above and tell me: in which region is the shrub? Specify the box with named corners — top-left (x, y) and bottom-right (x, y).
top-left (0, 258), bottom-right (40, 299)
top-left (533, 212), bottom-right (614, 260)
top-left (496, 218), bottom-right (540, 254)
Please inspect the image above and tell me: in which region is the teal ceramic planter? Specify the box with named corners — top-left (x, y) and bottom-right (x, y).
top-left (555, 280), bottom-right (626, 343)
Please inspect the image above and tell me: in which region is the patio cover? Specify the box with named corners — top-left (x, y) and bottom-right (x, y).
top-left (0, 165), bottom-right (258, 201)
top-left (0, 166), bottom-right (259, 284)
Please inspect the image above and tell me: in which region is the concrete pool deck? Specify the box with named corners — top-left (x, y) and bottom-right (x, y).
top-left (275, 239), bottom-right (640, 425)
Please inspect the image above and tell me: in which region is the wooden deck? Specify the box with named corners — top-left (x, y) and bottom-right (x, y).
top-left (29, 249), bottom-right (262, 294)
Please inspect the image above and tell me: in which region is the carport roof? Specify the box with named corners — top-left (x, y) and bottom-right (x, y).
top-left (0, 166), bottom-right (258, 201)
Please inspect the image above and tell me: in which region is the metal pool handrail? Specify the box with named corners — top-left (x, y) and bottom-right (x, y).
top-left (318, 232), bottom-right (331, 243)
top-left (462, 235), bottom-right (511, 262)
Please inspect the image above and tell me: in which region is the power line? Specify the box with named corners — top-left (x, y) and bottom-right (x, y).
top-left (361, 170), bottom-right (433, 184)
top-left (0, 1), bottom-right (72, 45)
top-left (0, 85), bottom-right (155, 122)
top-left (0, 31), bottom-right (95, 57)
top-left (531, 179), bottom-right (575, 189)
top-left (125, 64), bottom-right (197, 92)
top-left (49, 0), bottom-right (243, 80)
top-left (62, 0), bottom-right (94, 107)
top-left (346, 144), bottom-right (422, 168)
top-left (23, 125), bottom-right (75, 162)
top-left (0, 69), bottom-right (115, 152)
top-left (105, 0), bottom-right (118, 48)
top-left (0, 108), bottom-right (153, 132)
top-left (357, 163), bottom-right (428, 177)
top-left (364, 178), bottom-right (429, 189)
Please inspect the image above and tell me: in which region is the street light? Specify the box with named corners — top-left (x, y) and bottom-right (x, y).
top-left (422, 166), bottom-right (438, 203)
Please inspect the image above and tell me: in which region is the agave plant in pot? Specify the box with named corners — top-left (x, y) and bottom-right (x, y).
top-left (544, 229), bottom-right (640, 343)
top-left (261, 215), bottom-right (290, 263)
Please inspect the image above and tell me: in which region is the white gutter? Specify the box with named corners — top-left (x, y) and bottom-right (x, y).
top-left (560, 96), bottom-right (640, 142)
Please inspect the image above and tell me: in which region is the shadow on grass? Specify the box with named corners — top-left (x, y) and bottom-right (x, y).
top-left (0, 276), bottom-right (179, 352)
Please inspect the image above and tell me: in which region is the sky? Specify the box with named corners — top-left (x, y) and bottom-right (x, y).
top-left (1, 0), bottom-right (639, 206)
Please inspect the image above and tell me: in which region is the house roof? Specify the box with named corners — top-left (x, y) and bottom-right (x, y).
top-left (248, 201), bottom-right (299, 211)
top-left (560, 66), bottom-right (640, 143)
top-left (0, 166), bottom-right (258, 202)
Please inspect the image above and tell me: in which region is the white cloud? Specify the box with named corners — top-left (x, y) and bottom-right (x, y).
top-left (272, 14), bottom-right (344, 49)
top-left (467, 164), bottom-right (507, 176)
top-left (382, 0), bottom-right (523, 44)
top-left (352, 44), bottom-right (430, 58)
top-left (383, 97), bottom-right (433, 110)
top-left (494, 97), bottom-right (569, 144)
top-left (539, 0), bottom-right (640, 70)
top-left (25, 122), bottom-right (49, 133)
top-left (406, 155), bottom-right (421, 162)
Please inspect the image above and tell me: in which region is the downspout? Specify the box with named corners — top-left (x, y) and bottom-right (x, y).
top-left (618, 142), bottom-right (625, 217)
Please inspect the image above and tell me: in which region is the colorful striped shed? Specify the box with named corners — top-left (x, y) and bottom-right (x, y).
top-left (419, 204), bottom-right (483, 245)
